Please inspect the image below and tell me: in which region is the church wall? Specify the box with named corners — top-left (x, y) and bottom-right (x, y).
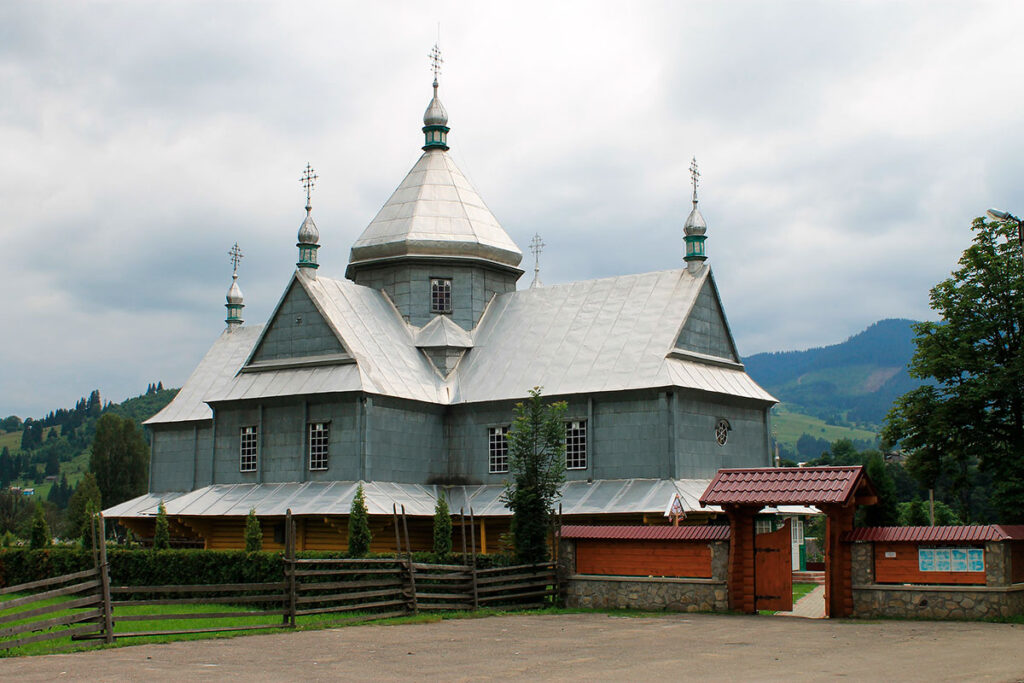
top-left (675, 281), bottom-right (737, 361)
top-left (250, 279), bottom-right (346, 363)
top-left (209, 396), bottom-right (361, 484)
top-left (149, 422), bottom-right (211, 493)
top-left (351, 261), bottom-right (518, 330)
top-left (591, 392), bottom-right (672, 480)
top-left (673, 392), bottom-right (770, 478)
top-left (364, 396), bottom-right (445, 483)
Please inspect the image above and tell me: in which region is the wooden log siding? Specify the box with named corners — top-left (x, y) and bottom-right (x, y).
top-left (574, 539), bottom-right (713, 578)
top-left (873, 542), bottom-right (986, 586)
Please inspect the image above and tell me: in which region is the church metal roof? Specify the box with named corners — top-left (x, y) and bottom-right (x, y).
top-left (348, 150), bottom-right (523, 270)
top-left (104, 478), bottom-right (722, 519)
top-left (147, 266), bottom-right (774, 426)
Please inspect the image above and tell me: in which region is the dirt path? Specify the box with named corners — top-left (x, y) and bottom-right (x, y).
top-left (2, 612), bottom-right (1023, 681)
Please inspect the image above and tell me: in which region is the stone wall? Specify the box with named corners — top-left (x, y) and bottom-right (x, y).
top-left (850, 540), bottom-right (1024, 620)
top-left (559, 538), bottom-right (729, 613)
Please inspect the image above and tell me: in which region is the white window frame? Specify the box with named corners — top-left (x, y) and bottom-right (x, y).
top-left (240, 426), bottom-right (258, 473)
top-left (431, 278), bottom-right (452, 314)
top-left (715, 418), bottom-right (731, 446)
top-left (565, 420), bottom-right (587, 470)
top-left (488, 426), bottom-right (509, 474)
top-left (308, 422), bottom-right (330, 471)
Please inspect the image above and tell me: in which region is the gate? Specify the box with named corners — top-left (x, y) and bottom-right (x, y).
top-left (755, 519), bottom-right (792, 611)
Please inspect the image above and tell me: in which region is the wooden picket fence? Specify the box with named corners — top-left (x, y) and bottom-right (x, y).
top-left (0, 509), bottom-right (562, 651)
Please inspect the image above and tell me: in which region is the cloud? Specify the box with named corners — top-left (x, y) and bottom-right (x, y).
top-left (1, 1), bottom-right (1023, 417)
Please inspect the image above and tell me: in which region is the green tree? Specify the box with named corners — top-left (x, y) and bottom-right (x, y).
top-left (883, 217), bottom-right (1024, 522)
top-left (500, 387), bottom-right (567, 564)
top-left (153, 500), bottom-right (170, 549)
top-left (347, 484), bottom-right (372, 557)
top-left (245, 507), bottom-right (263, 552)
top-left (89, 413), bottom-right (149, 508)
top-left (29, 502), bottom-right (51, 549)
top-left (67, 472), bottom-right (102, 544)
top-left (899, 498), bottom-right (930, 526)
top-left (432, 494), bottom-right (452, 559)
top-left (862, 454), bottom-right (899, 526)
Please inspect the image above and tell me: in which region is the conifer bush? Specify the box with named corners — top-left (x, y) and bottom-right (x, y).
top-left (245, 507), bottom-right (263, 552)
top-left (432, 494), bottom-right (452, 559)
top-left (153, 500), bottom-right (170, 550)
top-left (347, 484), bottom-right (372, 557)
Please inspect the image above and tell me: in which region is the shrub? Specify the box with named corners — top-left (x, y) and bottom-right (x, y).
top-left (153, 501), bottom-right (170, 550)
top-left (245, 508), bottom-right (262, 552)
top-left (347, 484), bottom-right (372, 557)
top-left (432, 495), bottom-right (452, 559)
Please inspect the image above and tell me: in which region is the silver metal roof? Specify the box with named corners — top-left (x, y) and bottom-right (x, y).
top-left (104, 478), bottom-right (722, 519)
top-left (205, 273), bottom-right (443, 406)
top-left (452, 268), bottom-right (776, 404)
top-left (147, 266), bottom-right (774, 426)
top-left (415, 315), bottom-right (472, 348)
top-left (145, 325), bottom-right (264, 424)
top-left (348, 150), bottom-right (523, 269)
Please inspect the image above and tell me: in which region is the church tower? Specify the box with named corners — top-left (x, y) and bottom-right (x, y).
top-left (683, 157), bottom-right (708, 275)
top-left (345, 45), bottom-right (523, 330)
top-left (225, 242), bottom-right (245, 329)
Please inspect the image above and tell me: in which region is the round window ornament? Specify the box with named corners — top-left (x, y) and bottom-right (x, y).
top-left (715, 419), bottom-right (730, 446)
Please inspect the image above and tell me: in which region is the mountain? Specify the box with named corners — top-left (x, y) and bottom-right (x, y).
top-left (743, 318), bottom-right (922, 429)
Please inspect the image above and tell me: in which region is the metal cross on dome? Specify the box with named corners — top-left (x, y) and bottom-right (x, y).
top-left (228, 242), bottom-right (243, 275)
top-left (429, 43), bottom-right (443, 81)
top-left (301, 163), bottom-right (318, 206)
top-left (690, 157), bottom-right (700, 203)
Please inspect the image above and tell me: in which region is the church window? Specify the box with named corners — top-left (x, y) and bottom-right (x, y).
top-left (488, 426), bottom-right (509, 474)
top-left (565, 420), bottom-right (587, 470)
top-left (240, 426), bottom-right (258, 473)
top-left (308, 422), bottom-right (330, 470)
top-left (431, 278), bottom-right (452, 314)
top-left (715, 418), bottom-right (730, 446)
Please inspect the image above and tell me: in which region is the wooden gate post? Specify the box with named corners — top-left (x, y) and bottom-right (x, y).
top-left (95, 513), bottom-right (115, 644)
top-left (402, 506), bottom-right (418, 614)
top-left (821, 504), bottom-right (856, 618)
top-left (724, 505), bottom-right (758, 614)
top-left (469, 507), bottom-right (479, 610)
top-left (285, 509), bottom-right (296, 627)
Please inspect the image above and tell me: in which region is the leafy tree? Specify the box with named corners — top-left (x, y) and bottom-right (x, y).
top-left (153, 500), bottom-right (170, 550)
top-left (862, 454), bottom-right (899, 526)
top-left (89, 413), bottom-right (149, 507)
top-left (0, 491), bottom-right (33, 536)
top-left (899, 498), bottom-right (930, 526)
top-left (67, 472), bottom-right (102, 544)
top-left (883, 217), bottom-right (1024, 522)
top-left (347, 484), bottom-right (372, 557)
top-left (245, 507), bottom-right (263, 552)
top-left (29, 502), bottom-right (51, 548)
top-left (432, 494), bottom-right (452, 559)
top-left (0, 447), bottom-right (12, 488)
top-left (1, 415), bottom-right (22, 432)
top-left (500, 387), bottom-right (567, 564)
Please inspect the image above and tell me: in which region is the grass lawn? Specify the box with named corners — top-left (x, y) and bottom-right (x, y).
top-left (792, 582), bottom-right (819, 602)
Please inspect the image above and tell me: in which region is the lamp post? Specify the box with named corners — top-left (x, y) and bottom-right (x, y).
top-left (986, 208), bottom-right (1024, 263)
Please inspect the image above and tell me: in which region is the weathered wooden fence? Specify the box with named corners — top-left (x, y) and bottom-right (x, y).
top-left (0, 509), bottom-right (561, 651)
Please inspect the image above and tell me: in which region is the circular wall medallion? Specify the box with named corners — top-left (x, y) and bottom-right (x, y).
top-left (715, 419), bottom-right (730, 446)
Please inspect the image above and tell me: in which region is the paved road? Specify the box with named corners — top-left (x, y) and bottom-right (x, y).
top-left (2, 612), bottom-right (1023, 681)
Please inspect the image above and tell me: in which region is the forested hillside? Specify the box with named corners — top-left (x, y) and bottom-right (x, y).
top-left (744, 318), bottom-right (922, 428)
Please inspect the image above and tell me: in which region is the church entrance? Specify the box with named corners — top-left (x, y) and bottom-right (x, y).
top-left (699, 466), bottom-right (877, 618)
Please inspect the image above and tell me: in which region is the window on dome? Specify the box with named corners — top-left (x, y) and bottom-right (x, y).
top-left (431, 278), bottom-right (452, 314)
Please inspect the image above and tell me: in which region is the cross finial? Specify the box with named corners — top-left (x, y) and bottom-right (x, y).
top-left (228, 242), bottom-right (244, 275)
top-left (300, 163), bottom-right (318, 209)
top-left (429, 43), bottom-right (443, 83)
top-left (529, 233), bottom-right (545, 288)
top-left (689, 157), bottom-right (700, 205)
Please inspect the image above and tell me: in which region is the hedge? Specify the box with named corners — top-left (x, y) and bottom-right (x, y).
top-left (0, 548), bottom-right (519, 589)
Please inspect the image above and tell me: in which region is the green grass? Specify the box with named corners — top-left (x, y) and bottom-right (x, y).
top-left (792, 582), bottom-right (818, 602)
top-left (0, 430), bottom-right (22, 453)
top-left (770, 404), bottom-right (878, 451)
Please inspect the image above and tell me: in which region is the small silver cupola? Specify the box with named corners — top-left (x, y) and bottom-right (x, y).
top-left (225, 242), bottom-right (245, 329)
top-left (684, 157), bottom-right (708, 275)
top-left (422, 44), bottom-right (450, 151)
top-left (297, 163), bottom-right (320, 277)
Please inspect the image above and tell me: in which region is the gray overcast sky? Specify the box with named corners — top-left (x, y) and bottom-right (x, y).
top-left (2, 1), bottom-right (1023, 418)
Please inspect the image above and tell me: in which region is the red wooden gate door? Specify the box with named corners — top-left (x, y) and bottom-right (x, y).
top-left (755, 519), bottom-right (792, 611)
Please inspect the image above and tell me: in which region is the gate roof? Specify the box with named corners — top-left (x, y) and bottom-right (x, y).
top-left (699, 466), bottom-right (876, 508)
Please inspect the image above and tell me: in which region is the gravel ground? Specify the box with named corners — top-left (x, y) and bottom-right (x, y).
top-left (1, 612), bottom-right (1023, 682)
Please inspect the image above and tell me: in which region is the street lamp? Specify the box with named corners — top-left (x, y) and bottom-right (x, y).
top-left (986, 208), bottom-right (1024, 262)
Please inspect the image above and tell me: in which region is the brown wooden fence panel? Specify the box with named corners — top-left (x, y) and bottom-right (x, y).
top-left (0, 567), bottom-right (105, 652)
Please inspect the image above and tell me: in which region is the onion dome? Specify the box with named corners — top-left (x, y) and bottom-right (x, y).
top-left (684, 157), bottom-right (708, 273)
top-left (297, 164), bottom-right (320, 274)
top-left (422, 78), bottom-right (450, 151)
top-left (225, 243), bottom-right (245, 328)
top-left (226, 274), bottom-right (244, 306)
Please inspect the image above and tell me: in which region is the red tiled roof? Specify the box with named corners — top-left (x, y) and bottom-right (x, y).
top-left (560, 524), bottom-right (730, 541)
top-left (699, 466), bottom-right (870, 507)
top-left (843, 525), bottom-right (1024, 543)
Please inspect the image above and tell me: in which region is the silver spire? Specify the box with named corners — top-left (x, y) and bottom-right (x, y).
top-left (225, 242), bottom-right (245, 328)
top-left (684, 157), bottom-right (707, 237)
top-left (297, 164), bottom-right (321, 276)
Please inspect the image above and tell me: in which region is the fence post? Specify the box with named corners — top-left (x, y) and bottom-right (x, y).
top-left (96, 513), bottom-right (115, 644)
top-left (393, 503), bottom-right (402, 555)
top-left (401, 506), bottom-right (418, 614)
top-left (285, 509), bottom-right (296, 627)
top-left (469, 507), bottom-right (479, 610)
